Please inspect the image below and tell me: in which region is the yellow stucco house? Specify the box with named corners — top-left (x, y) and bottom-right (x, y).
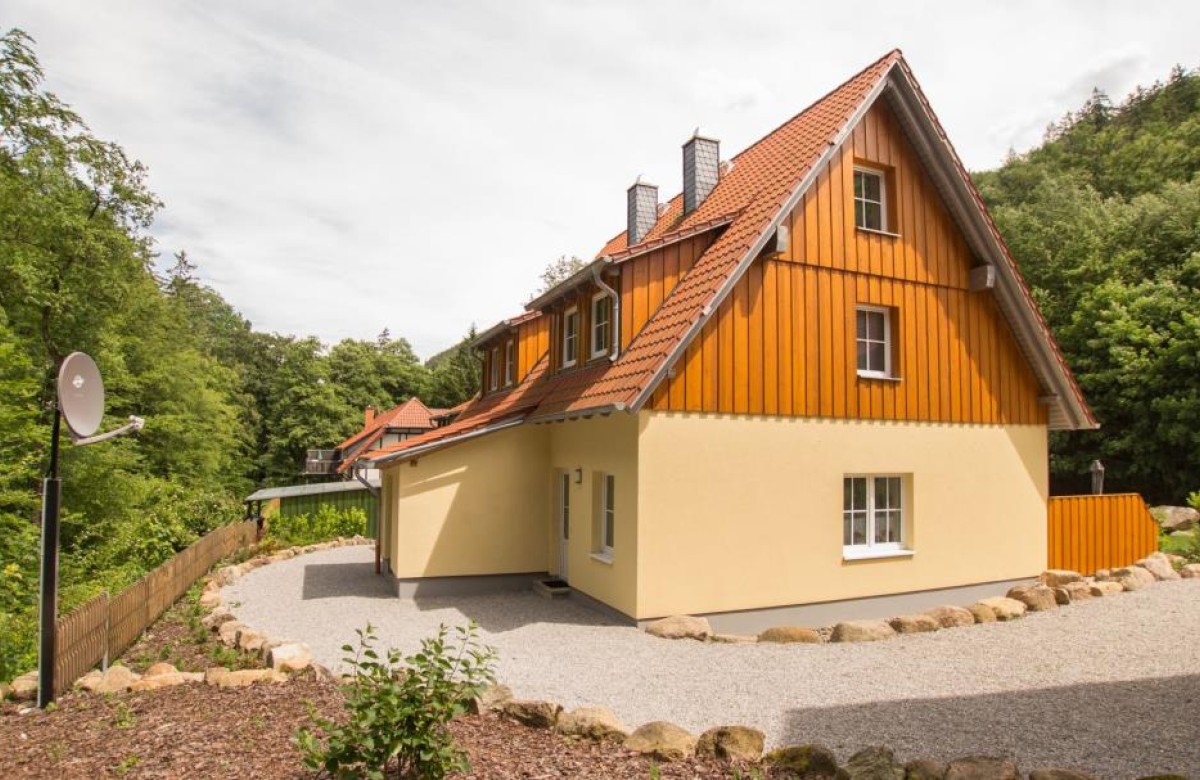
top-left (361, 51), bottom-right (1095, 632)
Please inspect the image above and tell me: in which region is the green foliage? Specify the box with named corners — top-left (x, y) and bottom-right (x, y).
top-left (977, 66), bottom-right (1200, 502)
top-left (267, 505), bottom-right (367, 547)
top-left (297, 622), bottom-right (496, 780)
top-left (423, 326), bottom-right (480, 410)
top-left (1188, 491), bottom-right (1200, 512)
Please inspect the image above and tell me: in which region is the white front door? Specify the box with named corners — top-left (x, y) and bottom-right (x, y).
top-left (558, 471), bottom-right (570, 582)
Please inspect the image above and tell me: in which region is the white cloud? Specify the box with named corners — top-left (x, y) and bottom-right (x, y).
top-left (7, 1), bottom-right (1200, 356)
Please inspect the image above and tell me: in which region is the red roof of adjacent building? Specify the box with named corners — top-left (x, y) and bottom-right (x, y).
top-left (364, 50), bottom-right (1094, 466)
top-left (336, 397), bottom-right (439, 472)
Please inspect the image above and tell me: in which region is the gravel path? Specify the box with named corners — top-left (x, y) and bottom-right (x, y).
top-left (225, 546), bottom-right (1200, 778)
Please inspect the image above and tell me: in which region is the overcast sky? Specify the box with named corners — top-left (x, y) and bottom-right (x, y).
top-left (7, 2), bottom-right (1198, 358)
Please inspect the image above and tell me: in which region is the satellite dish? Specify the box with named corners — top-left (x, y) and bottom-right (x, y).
top-left (57, 352), bottom-right (105, 438)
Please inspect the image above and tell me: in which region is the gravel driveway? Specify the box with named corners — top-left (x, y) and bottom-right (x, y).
top-left (224, 545), bottom-right (1200, 778)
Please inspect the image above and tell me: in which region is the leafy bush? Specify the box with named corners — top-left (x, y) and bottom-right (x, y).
top-left (267, 505), bottom-right (366, 547)
top-left (297, 622), bottom-right (496, 780)
top-left (1189, 490), bottom-right (1200, 512)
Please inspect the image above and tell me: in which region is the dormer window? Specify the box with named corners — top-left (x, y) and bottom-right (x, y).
top-left (853, 167), bottom-right (886, 232)
top-left (488, 346), bottom-right (500, 391)
top-left (562, 307), bottom-right (579, 368)
top-left (503, 339), bottom-right (515, 386)
top-left (591, 293), bottom-right (612, 358)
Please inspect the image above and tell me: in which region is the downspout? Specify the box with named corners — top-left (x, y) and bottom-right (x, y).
top-left (591, 258), bottom-right (620, 362)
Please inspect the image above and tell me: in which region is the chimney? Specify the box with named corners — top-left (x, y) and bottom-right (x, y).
top-left (683, 129), bottom-right (720, 215)
top-left (627, 176), bottom-right (658, 245)
top-left (364, 405), bottom-right (375, 426)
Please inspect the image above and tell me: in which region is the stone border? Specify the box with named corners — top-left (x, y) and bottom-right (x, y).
top-left (643, 552), bottom-right (1197, 645)
top-left (4, 536), bottom-right (373, 705)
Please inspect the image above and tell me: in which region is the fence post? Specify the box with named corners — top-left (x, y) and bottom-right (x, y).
top-left (1090, 460), bottom-right (1105, 495)
top-left (101, 589), bottom-right (110, 672)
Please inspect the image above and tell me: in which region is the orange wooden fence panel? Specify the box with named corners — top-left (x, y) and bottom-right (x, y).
top-left (50, 521), bottom-right (257, 695)
top-left (1047, 494), bottom-right (1158, 573)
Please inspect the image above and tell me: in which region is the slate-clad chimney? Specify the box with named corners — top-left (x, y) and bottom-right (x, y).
top-left (627, 176), bottom-right (658, 245)
top-left (683, 129), bottom-right (720, 215)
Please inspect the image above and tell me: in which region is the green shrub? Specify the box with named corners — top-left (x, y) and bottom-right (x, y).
top-left (267, 505), bottom-right (366, 547)
top-left (297, 622), bottom-right (496, 780)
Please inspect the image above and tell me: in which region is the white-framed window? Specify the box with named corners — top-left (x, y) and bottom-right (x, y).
top-left (503, 339), bottom-right (515, 386)
top-left (856, 306), bottom-right (891, 378)
top-left (604, 472), bottom-right (614, 552)
top-left (488, 346), bottom-right (500, 391)
top-left (854, 167), bottom-right (886, 232)
top-left (843, 475), bottom-right (904, 553)
top-left (562, 307), bottom-right (579, 368)
top-left (591, 293), bottom-right (612, 358)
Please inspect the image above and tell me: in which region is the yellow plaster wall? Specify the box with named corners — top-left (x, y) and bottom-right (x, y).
top-left (385, 425), bottom-right (550, 578)
top-left (548, 413), bottom-right (640, 617)
top-left (635, 411), bottom-right (1048, 618)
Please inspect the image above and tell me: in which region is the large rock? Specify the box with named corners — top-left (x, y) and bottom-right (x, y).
top-left (1028, 769), bottom-right (1097, 780)
top-left (841, 746), bottom-right (905, 779)
top-left (695, 725), bottom-right (765, 762)
top-left (888, 614), bottom-right (940, 634)
top-left (501, 699), bottom-right (561, 729)
top-left (92, 664), bottom-right (141, 694)
top-left (144, 662), bottom-right (178, 678)
top-left (977, 597), bottom-right (1027, 621)
top-left (644, 615), bottom-right (712, 641)
top-left (1111, 566), bottom-right (1156, 592)
top-left (238, 630), bottom-right (267, 653)
top-left (765, 743), bottom-right (840, 777)
top-left (1089, 581), bottom-right (1124, 597)
top-left (556, 706), bottom-right (627, 741)
top-left (75, 669), bottom-right (104, 692)
top-left (212, 668), bottom-right (288, 688)
top-left (924, 605), bottom-right (976, 629)
top-left (266, 642), bottom-right (312, 672)
top-left (1181, 563), bottom-right (1200, 579)
top-left (468, 683), bottom-right (513, 714)
top-left (1038, 569), bottom-right (1083, 588)
top-left (217, 620), bottom-right (247, 647)
top-left (831, 620), bottom-right (896, 643)
top-left (758, 626), bottom-right (821, 644)
top-left (624, 721), bottom-right (697, 762)
top-left (1062, 582), bottom-right (1094, 603)
top-left (10, 671), bottom-right (38, 701)
top-left (202, 607), bottom-right (236, 631)
top-left (1006, 584), bottom-right (1058, 612)
top-left (711, 633), bottom-right (759, 644)
top-left (967, 603), bottom-right (997, 624)
top-left (1135, 552), bottom-right (1180, 581)
top-left (1151, 505), bottom-right (1198, 533)
top-left (905, 758), bottom-right (949, 779)
top-left (198, 590), bottom-right (222, 609)
top-left (131, 673), bottom-right (190, 691)
top-left (944, 756), bottom-right (1019, 780)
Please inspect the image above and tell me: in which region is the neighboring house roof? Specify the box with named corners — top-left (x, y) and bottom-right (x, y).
top-left (245, 477), bottom-right (380, 503)
top-left (365, 50), bottom-right (1094, 467)
top-left (335, 397), bottom-right (439, 472)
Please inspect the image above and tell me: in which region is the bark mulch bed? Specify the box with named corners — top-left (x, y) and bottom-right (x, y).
top-left (0, 681), bottom-right (765, 778)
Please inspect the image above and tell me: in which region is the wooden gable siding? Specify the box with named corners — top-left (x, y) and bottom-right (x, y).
top-left (649, 100), bottom-right (1046, 425)
top-left (516, 315), bottom-right (549, 381)
top-left (618, 233), bottom-right (714, 351)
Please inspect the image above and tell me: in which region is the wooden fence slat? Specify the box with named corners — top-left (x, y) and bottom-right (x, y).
top-left (51, 521), bottom-right (257, 694)
top-left (1047, 493), bottom-right (1158, 573)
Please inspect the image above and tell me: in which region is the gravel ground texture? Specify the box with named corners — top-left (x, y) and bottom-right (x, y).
top-left (224, 545), bottom-right (1200, 779)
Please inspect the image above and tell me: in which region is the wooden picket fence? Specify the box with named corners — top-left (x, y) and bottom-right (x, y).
top-left (51, 520), bottom-right (257, 697)
top-left (1047, 493), bottom-right (1159, 574)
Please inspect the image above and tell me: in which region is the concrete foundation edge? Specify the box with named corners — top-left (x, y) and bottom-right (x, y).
top-left (638, 577), bottom-right (1035, 634)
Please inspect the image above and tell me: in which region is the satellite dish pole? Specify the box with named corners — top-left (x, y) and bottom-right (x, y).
top-left (37, 353), bottom-right (143, 709)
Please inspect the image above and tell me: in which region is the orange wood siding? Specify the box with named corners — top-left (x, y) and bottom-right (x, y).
top-left (1047, 494), bottom-right (1159, 574)
top-left (620, 233), bottom-right (714, 350)
top-left (649, 99), bottom-right (1047, 424)
top-left (516, 316), bottom-right (549, 380)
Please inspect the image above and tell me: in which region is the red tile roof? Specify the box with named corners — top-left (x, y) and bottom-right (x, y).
top-left (363, 49), bottom-right (1093, 464)
top-left (336, 397), bottom-right (438, 472)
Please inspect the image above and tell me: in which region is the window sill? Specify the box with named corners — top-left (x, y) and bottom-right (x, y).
top-left (856, 371), bottom-right (901, 382)
top-left (590, 552), bottom-right (614, 565)
top-left (842, 547), bottom-right (914, 562)
top-left (857, 227), bottom-right (902, 239)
